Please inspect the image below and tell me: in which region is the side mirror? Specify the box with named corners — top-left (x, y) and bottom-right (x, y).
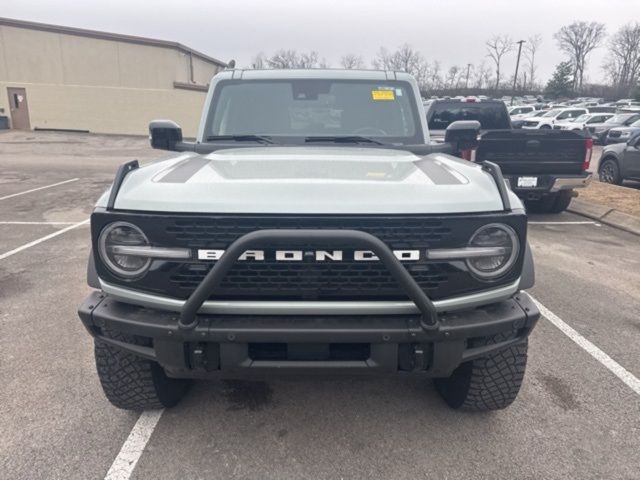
top-left (444, 120), bottom-right (481, 152)
top-left (149, 120), bottom-right (182, 151)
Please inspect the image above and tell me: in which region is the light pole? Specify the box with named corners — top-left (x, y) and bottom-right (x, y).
top-left (465, 63), bottom-right (472, 90)
top-left (511, 40), bottom-right (525, 105)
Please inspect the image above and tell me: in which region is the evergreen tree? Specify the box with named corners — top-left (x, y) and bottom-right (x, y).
top-left (545, 62), bottom-right (575, 98)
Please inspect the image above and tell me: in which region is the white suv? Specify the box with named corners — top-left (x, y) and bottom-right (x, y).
top-left (508, 105), bottom-right (536, 121)
top-left (556, 113), bottom-right (614, 131)
top-left (522, 108), bottom-right (588, 129)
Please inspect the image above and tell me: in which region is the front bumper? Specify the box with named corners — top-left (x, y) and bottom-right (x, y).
top-left (78, 291), bottom-right (539, 378)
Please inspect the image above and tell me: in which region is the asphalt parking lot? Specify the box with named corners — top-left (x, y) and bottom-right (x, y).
top-left (1, 131), bottom-right (639, 480)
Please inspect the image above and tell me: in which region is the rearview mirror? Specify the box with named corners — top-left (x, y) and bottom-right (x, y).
top-left (444, 120), bottom-right (481, 152)
top-left (149, 120), bottom-right (183, 151)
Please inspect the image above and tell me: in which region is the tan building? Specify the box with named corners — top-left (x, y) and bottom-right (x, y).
top-left (0, 17), bottom-right (226, 136)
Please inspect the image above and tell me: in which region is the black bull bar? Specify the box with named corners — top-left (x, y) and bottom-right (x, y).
top-left (178, 229), bottom-right (439, 331)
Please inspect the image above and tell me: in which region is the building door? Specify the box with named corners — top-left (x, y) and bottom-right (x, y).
top-left (7, 87), bottom-right (31, 130)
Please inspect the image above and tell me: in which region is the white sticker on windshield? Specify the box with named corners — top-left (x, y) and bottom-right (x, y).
top-left (395, 88), bottom-right (403, 96)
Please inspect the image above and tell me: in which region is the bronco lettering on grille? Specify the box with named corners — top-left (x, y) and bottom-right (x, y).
top-left (197, 249), bottom-right (422, 262)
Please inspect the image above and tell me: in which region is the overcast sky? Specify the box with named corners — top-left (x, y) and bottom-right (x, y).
top-left (3, 0), bottom-right (639, 84)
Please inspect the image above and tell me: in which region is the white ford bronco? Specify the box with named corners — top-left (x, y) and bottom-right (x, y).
top-left (78, 69), bottom-right (539, 411)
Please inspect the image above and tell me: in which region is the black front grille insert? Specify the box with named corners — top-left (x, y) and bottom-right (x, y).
top-left (164, 217), bottom-right (451, 249)
top-left (168, 261), bottom-right (449, 300)
top-left (91, 212), bottom-right (527, 302)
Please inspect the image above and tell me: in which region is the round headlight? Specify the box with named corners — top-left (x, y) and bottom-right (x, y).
top-left (466, 224), bottom-right (519, 279)
top-left (98, 222), bottom-right (151, 279)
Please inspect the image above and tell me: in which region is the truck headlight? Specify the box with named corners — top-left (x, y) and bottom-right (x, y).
top-left (98, 222), bottom-right (151, 279)
top-left (466, 224), bottom-right (519, 279)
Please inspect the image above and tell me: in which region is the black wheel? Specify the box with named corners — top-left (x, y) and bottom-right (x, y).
top-left (95, 329), bottom-right (190, 410)
top-left (599, 158), bottom-right (622, 185)
top-left (540, 124), bottom-right (552, 129)
top-left (548, 190), bottom-right (573, 213)
top-left (434, 332), bottom-right (528, 411)
top-left (524, 197), bottom-right (554, 213)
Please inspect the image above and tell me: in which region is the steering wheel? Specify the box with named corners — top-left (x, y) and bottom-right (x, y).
top-left (352, 127), bottom-right (388, 136)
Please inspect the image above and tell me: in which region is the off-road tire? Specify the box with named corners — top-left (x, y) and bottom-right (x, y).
top-left (524, 197), bottom-right (554, 213)
top-left (95, 329), bottom-right (190, 410)
top-left (548, 190), bottom-right (573, 213)
top-left (524, 191), bottom-right (571, 214)
top-left (598, 158), bottom-right (622, 185)
top-left (434, 332), bottom-right (528, 411)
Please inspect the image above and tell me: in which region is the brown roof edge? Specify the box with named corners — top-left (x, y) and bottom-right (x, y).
top-left (0, 16), bottom-right (227, 67)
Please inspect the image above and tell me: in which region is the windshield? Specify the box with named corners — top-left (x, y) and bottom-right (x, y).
top-left (573, 114), bottom-right (589, 123)
top-left (427, 102), bottom-right (511, 130)
top-left (204, 79), bottom-right (421, 144)
top-left (542, 109), bottom-right (561, 118)
top-left (631, 119), bottom-right (640, 128)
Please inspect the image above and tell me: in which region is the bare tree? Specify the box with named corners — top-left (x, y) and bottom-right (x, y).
top-left (605, 23), bottom-right (640, 96)
top-left (523, 34), bottom-right (542, 90)
top-left (485, 35), bottom-right (514, 90)
top-left (262, 50), bottom-right (323, 69)
top-left (429, 60), bottom-right (443, 90)
top-left (472, 61), bottom-right (493, 89)
top-left (298, 51), bottom-right (320, 69)
top-left (372, 44), bottom-right (430, 90)
top-left (251, 52), bottom-right (266, 69)
top-left (445, 66), bottom-right (462, 89)
top-left (554, 21), bottom-right (606, 91)
top-left (340, 54), bottom-right (365, 69)
top-left (265, 49), bottom-right (299, 69)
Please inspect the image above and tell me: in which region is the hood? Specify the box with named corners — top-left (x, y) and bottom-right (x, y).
top-left (99, 146), bottom-right (511, 214)
top-left (610, 126), bottom-right (640, 134)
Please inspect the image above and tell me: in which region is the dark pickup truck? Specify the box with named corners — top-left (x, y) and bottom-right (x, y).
top-left (425, 99), bottom-right (592, 213)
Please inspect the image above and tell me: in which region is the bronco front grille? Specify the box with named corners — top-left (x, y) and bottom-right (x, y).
top-left (91, 212), bottom-right (527, 302)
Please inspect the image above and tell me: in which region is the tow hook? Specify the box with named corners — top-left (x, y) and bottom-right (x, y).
top-left (413, 345), bottom-right (426, 371)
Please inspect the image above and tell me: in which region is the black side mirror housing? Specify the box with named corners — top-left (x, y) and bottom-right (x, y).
top-left (149, 120), bottom-right (183, 151)
top-left (444, 120), bottom-right (481, 152)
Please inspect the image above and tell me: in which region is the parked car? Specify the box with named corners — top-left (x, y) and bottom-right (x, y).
top-left (605, 119), bottom-right (640, 144)
top-left (598, 133), bottom-right (640, 184)
top-left (511, 110), bottom-right (548, 129)
top-left (508, 105), bottom-right (536, 120)
top-left (589, 113), bottom-right (640, 144)
top-left (586, 106), bottom-right (617, 114)
top-left (555, 113), bottom-right (614, 131)
top-left (77, 69), bottom-right (541, 412)
top-left (521, 108), bottom-right (588, 129)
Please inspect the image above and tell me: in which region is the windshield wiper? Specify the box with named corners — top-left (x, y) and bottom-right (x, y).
top-left (305, 136), bottom-right (387, 146)
top-left (205, 135), bottom-right (274, 144)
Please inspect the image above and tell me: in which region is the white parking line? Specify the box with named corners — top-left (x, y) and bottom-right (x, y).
top-left (0, 219), bottom-right (89, 260)
top-left (528, 221), bottom-right (599, 225)
top-left (532, 297), bottom-right (640, 396)
top-left (0, 178), bottom-right (79, 201)
top-left (104, 410), bottom-right (164, 480)
top-left (0, 221), bottom-right (79, 225)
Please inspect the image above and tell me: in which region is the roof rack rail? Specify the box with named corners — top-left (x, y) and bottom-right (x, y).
top-left (481, 161), bottom-right (511, 211)
top-left (106, 160), bottom-right (139, 210)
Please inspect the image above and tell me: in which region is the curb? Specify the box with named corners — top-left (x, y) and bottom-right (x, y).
top-left (568, 199), bottom-right (640, 236)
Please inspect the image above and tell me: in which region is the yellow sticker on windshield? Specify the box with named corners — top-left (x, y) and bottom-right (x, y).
top-left (371, 90), bottom-right (395, 101)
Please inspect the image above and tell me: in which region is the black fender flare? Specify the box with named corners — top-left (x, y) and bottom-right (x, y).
top-left (519, 242), bottom-right (535, 290)
top-left (87, 249), bottom-right (100, 289)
